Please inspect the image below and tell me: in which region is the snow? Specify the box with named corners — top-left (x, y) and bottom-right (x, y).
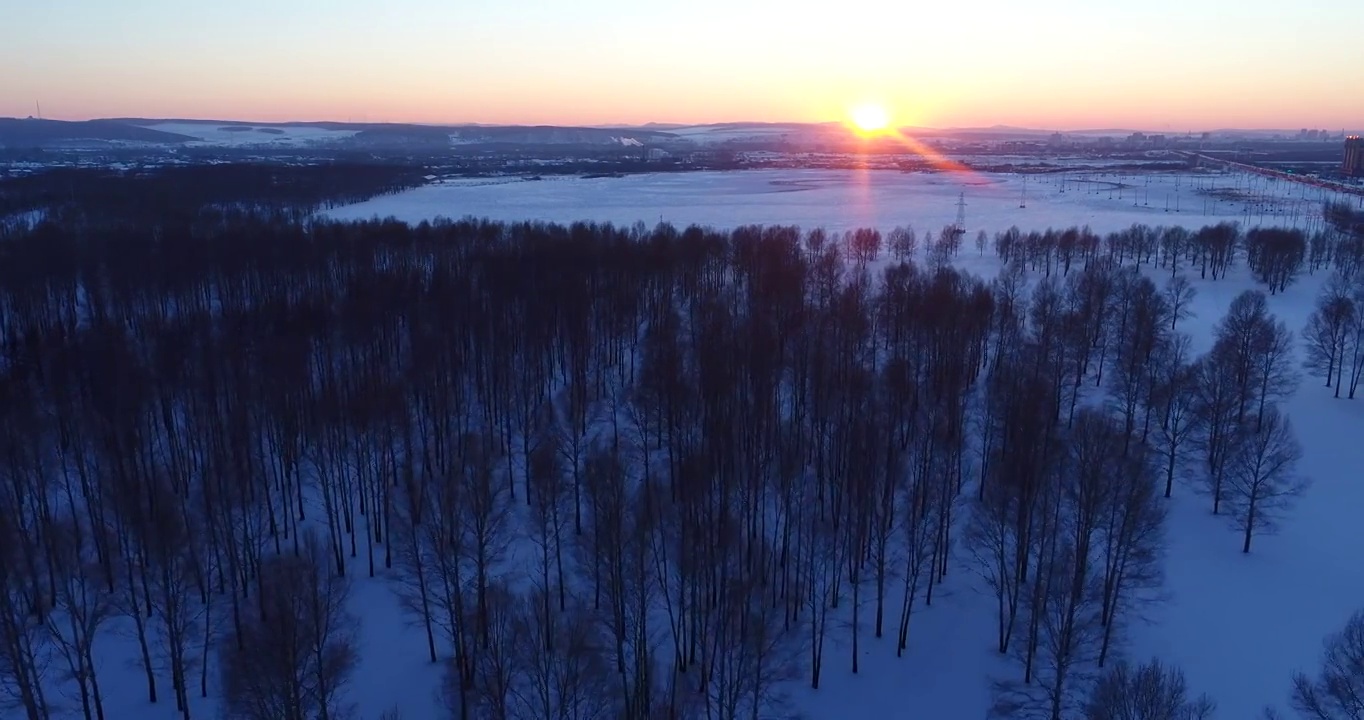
top-left (323, 168), bottom-right (1353, 238)
top-left (663, 125), bottom-right (816, 144)
top-left (2, 209), bottom-right (46, 226)
top-left (72, 168), bottom-right (1364, 719)
top-left (138, 122), bottom-right (359, 148)
top-left (1141, 267), bottom-right (1364, 719)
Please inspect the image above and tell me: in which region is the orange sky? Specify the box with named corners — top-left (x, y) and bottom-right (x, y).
top-left (4, 0), bottom-right (1362, 131)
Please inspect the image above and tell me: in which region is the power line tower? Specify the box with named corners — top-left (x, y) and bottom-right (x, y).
top-left (954, 191), bottom-right (967, 236)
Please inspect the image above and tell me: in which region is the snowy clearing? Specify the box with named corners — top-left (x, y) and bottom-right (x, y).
top-left (137, 122), bottom-right (360, 148)
top-left (324, 168), bottom-right (1354, 238)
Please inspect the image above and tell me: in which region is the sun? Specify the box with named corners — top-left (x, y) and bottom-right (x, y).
top-left (849, 103), bottom-right (891, 135)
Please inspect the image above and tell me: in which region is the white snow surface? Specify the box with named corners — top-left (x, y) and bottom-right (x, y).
top-left (662, 125), bottom-right (806, 144)
top-left (139, 122), bottom-right (359, 147)
top-left (75, 169), bottom-right (1364, 720)
top-left (323, 168), bottom-right (1348, 237)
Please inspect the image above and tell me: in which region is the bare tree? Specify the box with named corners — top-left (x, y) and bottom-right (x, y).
top-left (456, 580), bottom-right (519, 720)
top-left (1345, 280), bottom-right (1364, 399)
top-left (45, 517), bottom-right (114, 720)
top-left (849, 227), bottom-right (882, 265)
top-left (390, 473), bottom-right (440, 665)
top-left (220, 531), bottom-right (358, 720)
top-left (1290, 609), bottom-right (1364, 720)
top-left (1223, 408), bottom-right (1308, 553)
top-left (458, 432), bottom-right (513, 653)
top-left (146, 498), bottom-right (206, 720)
top-left (1302, 274), bottom-right (1357, 397)
top-left (1164, 276), bottom-right (1197, 331)
top-left (969, 360), bottom-right (1059, 659)
top-left (1161, 228), bottom-right (1190, 278)
top-left (1211, 290), bottom-right (1296, 429)
top-left (989, 407), bottom-right (1166, 719)
top-left (1245, 228), bottom-right (1307, 294)
top-left (1153, 335), bottom-right (1198, 498)
top-left (803, 477), bottom-right (844, 690)
top-left (1194, 349), bottom-right (1242, 515)
top-left (896, 455), bottom-right (940, 657)
top-left (693, 547), bottom-right (801, 720)
top-left (1085, 658), bottom-right (1215, 720)
top-left (527, 423), bottom-right (569, 635)
top-left (1093, 436), bottom-right (1166, 669)
top-left (392, 436), bottom-right (483, 718)
top-left (512, 588), bottom-right (617, 720)
top-left (0, 511), bottom-right (51, 720)
top-left (889, 225), bottom-right (918, 262)
top-left (1194, 223), bottom-right (1239, 281)
top-left (1250, 317), bottom-right (1298, 430)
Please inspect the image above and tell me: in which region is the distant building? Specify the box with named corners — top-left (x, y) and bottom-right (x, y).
top-left (1346, 136), bottom-right (1364, 177)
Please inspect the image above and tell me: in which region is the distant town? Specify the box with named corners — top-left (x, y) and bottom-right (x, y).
top-left (2, 117), bottom-right (1362, 193)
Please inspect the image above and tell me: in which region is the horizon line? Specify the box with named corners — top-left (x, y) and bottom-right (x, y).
top-left (5, 114), bottom-right (1361, 137)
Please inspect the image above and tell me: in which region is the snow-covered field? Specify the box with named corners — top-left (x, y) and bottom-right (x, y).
top-left (661, 124), bottom-right (817, 144)
top-left (79, 169), bottom-right (1364, 720)
top-left (324, 168), bottom-right (1352, 238)
top-left (138, 122), bottom-right (359, 148)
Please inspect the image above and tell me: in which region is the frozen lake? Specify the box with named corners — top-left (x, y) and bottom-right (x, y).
top-left (326, 168), bottom-right (1349, 236)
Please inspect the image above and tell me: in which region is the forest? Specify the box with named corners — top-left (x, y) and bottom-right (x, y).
top-left (0, 163), bottom-right (425, 221)
top-left (3, 167), bottom-right (1364, 720)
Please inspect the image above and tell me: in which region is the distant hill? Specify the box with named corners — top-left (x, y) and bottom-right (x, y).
top-left (83, 119), bottom-right (675, 150)
top-left (449, 125), bottom-right (673, 147)
top-left (0, 118), bottom-right (196, 148)
top-left (13, 117), bottom-right (1352, 156)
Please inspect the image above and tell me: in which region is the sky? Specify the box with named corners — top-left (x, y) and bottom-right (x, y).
top-left (3, 0), bottom-right (1362, 131)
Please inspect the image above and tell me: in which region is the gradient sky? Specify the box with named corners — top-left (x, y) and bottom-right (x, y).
top-left (4, 0), bottom-right (1361, 130)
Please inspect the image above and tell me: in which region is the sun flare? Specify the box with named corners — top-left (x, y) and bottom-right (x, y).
top-left (849, 103), bottom-right (891, 134)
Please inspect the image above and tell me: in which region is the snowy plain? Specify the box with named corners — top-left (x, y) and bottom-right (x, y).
top-left (137, 122), bottom-right (360, 148)
top-left (324, 168), bottom-right (1350, 238)
top-left (79, 168), bottom-right (1364, 720)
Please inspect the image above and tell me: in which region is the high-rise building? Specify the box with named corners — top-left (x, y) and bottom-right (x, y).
top-left (1346, 136), bottom-right (1364, 177)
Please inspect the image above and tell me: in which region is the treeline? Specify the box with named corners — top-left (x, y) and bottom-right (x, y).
top-left (991, 220), bottom-right (1364, 289)
top-left (0, 163), bottom-right (425, 225)
top-left (1325, 200), bottom-right (1364, 239)
top-left (0, 201), bottom-right (1352, 720)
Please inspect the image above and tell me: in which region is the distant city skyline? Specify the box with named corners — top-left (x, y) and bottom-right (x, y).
top-left (4, 0), bottom-right (1362, 131)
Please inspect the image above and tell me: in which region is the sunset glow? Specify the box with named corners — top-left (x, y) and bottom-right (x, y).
top-left (849, 104), bottom-right (891, 135)
top-left (2, 0), bottom-right (1362, 129)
